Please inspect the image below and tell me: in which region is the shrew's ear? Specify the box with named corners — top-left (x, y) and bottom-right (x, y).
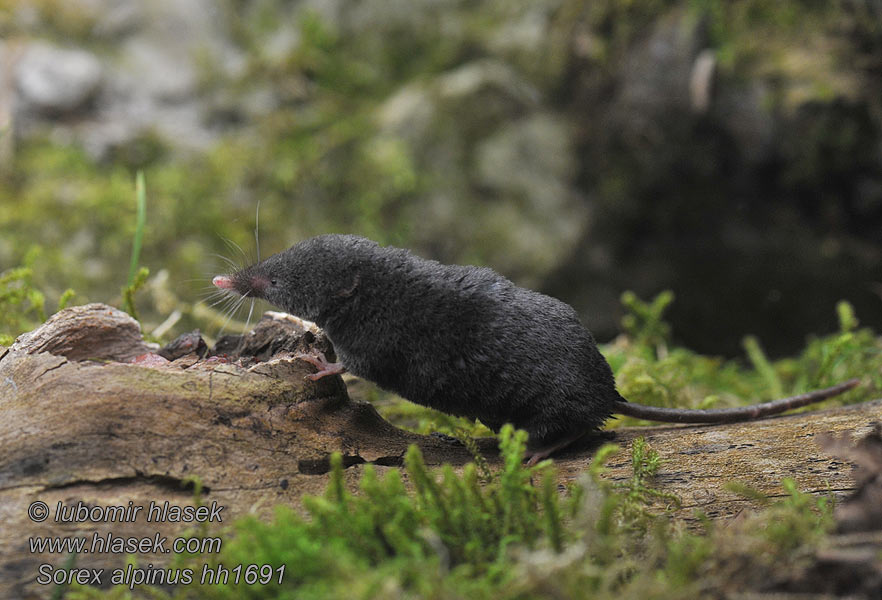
top-left (335, 273), bottom-right (360, 298)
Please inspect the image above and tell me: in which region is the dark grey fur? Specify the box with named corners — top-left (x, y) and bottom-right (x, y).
top-left (218, 234), bottom-right (859, 455)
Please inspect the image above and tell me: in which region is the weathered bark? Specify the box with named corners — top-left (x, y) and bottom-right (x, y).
top-left (0, 304), bottom-right (878, 598)
top-left (556, 403), bottom-right (881, 518)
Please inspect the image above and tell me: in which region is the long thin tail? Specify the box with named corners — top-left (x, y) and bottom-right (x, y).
top-left (613, 379), bottom-right (861, 424)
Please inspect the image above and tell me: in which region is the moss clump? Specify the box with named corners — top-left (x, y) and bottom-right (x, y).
top-left (67, 429), bottom-right (839, 600)
top-left (608, 292), bottom-right (877, 426)
top-left (0, 253), bottom-right (45, 345)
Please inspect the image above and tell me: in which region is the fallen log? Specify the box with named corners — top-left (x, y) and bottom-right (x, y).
top-left (0, 304), bottom-right (878, 598)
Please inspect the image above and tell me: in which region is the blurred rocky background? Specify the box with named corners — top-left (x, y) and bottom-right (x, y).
top-left (0, 0), bottom-right (880, 357)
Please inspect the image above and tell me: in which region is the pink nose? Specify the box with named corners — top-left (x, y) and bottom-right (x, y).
top-left (212, 275), bottom-right (234, 290)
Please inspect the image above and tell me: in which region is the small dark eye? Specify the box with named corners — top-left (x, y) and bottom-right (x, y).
top-left (270, 279), bottom-right (277, 286)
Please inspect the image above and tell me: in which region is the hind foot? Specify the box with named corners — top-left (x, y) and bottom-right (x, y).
top-left (524, 432), bottom-right (588, 466)
top-left (294, 350), bottom-right (346, 381)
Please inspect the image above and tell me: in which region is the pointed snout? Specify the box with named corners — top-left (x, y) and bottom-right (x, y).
top-left (213, 273), bottom-right (270, 297)
top-left (212, 275), bottom-right (235, 290)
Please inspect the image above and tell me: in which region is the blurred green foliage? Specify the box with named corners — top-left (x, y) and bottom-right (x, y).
top-left (0, 4), bottom-right (474, 334)
top-left (609, 292), bottom-right (879, 424)
top-left (619, 289), bottom-right (675, 352)
top-left (0, 250), bottom-right (45, 345)
top-left (1, 0), bottom-right (879, 349)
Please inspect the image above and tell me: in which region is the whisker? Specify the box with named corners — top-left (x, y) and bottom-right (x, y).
top-left (183, 278), bottom-right (220, 286)
top-left (196, 292), bottom-right (219, 304)
top-left (197, 286), bottom-right (230, 301)
top-left (221, 237), bottom-right (249, 265)
top-left (237, 296), bottom-right (257, 354)
top-left (206, 292), bottom-right (237, 311)
top-left (217, 294), bottom-right (248, 337)
top-left (244, 297), bottom-right (256, 332)
top-left (202, 286), bottom-right (237, 308)
top-left (208, 253), bottom-right (241, 271)
top-left (196, 285), bottom-right (224, 297)
top-left (254, 199), bottom-right (261, 263)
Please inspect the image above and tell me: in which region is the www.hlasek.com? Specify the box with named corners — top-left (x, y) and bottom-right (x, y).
top-left (28, 499), bottom-right (285, 588)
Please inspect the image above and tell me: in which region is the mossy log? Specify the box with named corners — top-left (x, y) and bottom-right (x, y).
top-left (1, 304), bottom-right (878, 598)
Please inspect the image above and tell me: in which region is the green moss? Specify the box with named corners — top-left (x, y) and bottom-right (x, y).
top-left (0, 264), bottom-right (45, 345)
top-left (691, 0), bottom-right (834, 72)
top-left (573, 0), bottom-right (681, 67)
top-left (619, 289), bottom-right (675, 354)
top-left (121, 266), bottom-right (149, 322)
top-left (600, 292), bottom-right (878, 428)
top-left (67, 430), bottom-right (843, 600)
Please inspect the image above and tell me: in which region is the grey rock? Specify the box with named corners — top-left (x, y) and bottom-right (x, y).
top-left (475, 112), bottom-right (575, 200)
top-left (16, 43), bottom-right (104, 115)
top-left (714, 81), bottom-right (776, 164)
top-left (377, 83), bottom-right (435, 141)
top-left (616, 9), bottom-right (705, 119)
top-left (437, 59), bottom-right (540, 108)
top-left (488, 5), bottom-right (553, 61)
top-left (689, 48), bottom-right (716, 113)
top-left (302, 0), bottom-right (345, 30)
top-left (93, 0), bottom-right (144, 39)
top-left (376, 57), bottom-right (584, 286)
top-left (9, 0), bottom-right (249, 157)
top-left (119, 36), bottom-right (198, 102)
top-left (262, 25), bottom-right (300, 65)
top-left (341, 0), bottom-right (459, 32)
top-left (240, 87), bottom-right (282, 119)
top-left (50, 0), bottom-right (142, 39)
top-left (472, 113), bottom-right (587, 283)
